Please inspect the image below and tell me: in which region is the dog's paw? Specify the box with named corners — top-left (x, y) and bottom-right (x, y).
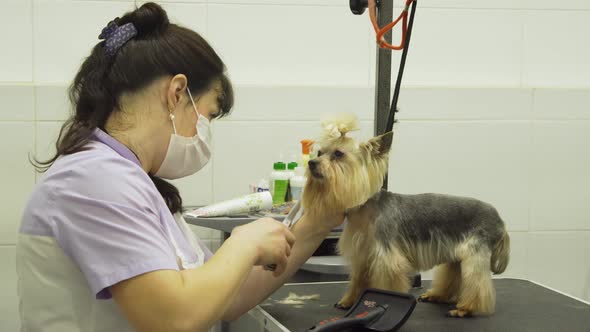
top-left (334, 300), bottom-right (353, 310)
top-left (418, 292), bottom-right (448, 303)
top-left (446, 309), bottom-right (473, 318)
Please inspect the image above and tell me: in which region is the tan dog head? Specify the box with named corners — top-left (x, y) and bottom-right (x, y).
top-left (302, 114), bottom-right (393, 215)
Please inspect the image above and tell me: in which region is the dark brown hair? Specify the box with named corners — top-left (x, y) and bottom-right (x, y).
top-left (32, 2), bottom-right (233, 214)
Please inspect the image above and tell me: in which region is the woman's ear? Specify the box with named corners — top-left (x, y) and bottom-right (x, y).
top-left (166, 74), bottom-right (188, 112)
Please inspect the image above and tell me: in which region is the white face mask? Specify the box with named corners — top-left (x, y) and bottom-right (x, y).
top-left (154, 89), bottom-right (212, 180)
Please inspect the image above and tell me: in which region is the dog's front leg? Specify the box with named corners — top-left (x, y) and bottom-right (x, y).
top-left (336, 269), bottom-right (367, 309)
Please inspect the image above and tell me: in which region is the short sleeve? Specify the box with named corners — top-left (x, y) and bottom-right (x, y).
top-left (49, 155), bottom-right (179, 299)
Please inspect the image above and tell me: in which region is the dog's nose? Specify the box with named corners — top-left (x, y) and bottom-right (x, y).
top-left (308, 159), bottom-right (318, 171)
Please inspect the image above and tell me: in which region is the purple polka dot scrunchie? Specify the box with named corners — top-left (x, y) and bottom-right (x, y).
top-left (98, 20), bottom-right (138, 57)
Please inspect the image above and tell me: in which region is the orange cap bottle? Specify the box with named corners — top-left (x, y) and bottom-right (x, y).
top-left (300, 139), bottom-right (314, 167)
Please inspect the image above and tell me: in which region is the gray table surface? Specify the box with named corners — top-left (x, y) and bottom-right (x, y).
top-left (183, 209), bottom-right (342, 236)
top-left (184, 212), bottom-right (287, 234)
top-left (184, 210), bottom-right (347, 275)
top-left (259, 279), bottom-right (590, 332)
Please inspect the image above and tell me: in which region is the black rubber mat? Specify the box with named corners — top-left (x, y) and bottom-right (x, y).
top-left (261, 279), bottom-right (590, 332)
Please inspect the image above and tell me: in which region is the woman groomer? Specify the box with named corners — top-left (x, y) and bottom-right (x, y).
top-left (17, 3), bottom-right (343, 331)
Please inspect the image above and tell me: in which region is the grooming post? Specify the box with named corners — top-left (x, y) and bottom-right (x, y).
top-left (350, 0), bottom-right (421, 288)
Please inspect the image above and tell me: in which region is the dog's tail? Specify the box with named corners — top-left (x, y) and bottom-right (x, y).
top-left (491, 230), bottom-right (510, 274)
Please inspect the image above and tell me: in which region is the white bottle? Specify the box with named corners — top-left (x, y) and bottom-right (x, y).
top-left (286, 162), bottom-right (297, 181)
top-left (256, 179), bottom-right (269, 192)
top-left (290, 166), bottom-right (307, 201)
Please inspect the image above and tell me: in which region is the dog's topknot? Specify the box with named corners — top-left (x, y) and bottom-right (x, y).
top-left (320, 113), bottom-right (360, 142)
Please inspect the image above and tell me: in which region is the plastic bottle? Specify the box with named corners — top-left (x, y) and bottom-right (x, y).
top-left (269, 153), bottom-right (284, 194)
top-left (270, 162), bottom-right (289, 205)
top-left (290, 166), bottom-right (307, 201)
top-left (284, 162), bottom-right (298, 202)
top-left (300, 140), bottom-right (314, 168)
top-left (256, 179), bottom-right (269, 192)
top-left (286, 162), bottom-right (298, 178)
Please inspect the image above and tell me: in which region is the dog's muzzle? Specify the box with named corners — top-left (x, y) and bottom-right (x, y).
top-left (308, 159), bottom-right (323, 178)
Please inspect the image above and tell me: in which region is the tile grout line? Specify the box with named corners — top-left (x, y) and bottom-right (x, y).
top-left (524, 88), bottom-right (534, 280)
top-left (210, 118), bottom-right (590, 123)
top-left (208, 0), bottom-right (220, 246)
top-left (520, 9), bottom-right (526, 88)
top-left (30, 0), bottom-right (35, 85)
top-left (527, 89), bottom-right (535, 235)
top-left (32, 0), bottom-right (38, 184)
top-left (4, 83), bottom-right (590, 91)
top-left (527, 229), bottom-right (590, 233)
top-left (183, 2), bottom-right (590, 11)
top-left (205, 0), bottom-right (209, 36)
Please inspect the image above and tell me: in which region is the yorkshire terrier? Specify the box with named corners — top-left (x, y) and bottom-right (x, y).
top-left (301, 114), bottom-right (510, 318)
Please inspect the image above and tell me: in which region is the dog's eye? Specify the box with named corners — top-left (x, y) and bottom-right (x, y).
top-left (334, 150), bottom-right (344, 158)
top-left (317, 150), bottom-right (323, 157)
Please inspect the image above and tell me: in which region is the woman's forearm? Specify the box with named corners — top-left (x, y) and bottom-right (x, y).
top-left (222, 215), bottom-right (336, 321)
top-left (178, 235), bottom-right (259, 328)
top-left (111, 236), bottom-right (258, 332)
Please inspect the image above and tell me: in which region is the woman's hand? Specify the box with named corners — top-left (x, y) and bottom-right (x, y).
top-left (231, 218), bottom-right (296, 277)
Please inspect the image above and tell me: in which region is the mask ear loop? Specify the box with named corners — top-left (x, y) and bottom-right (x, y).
top-left (169, 112), bottom-right (177, 134)
top-left (169, 86), bottom-right (196, 136)
top-left (186, 88), bottom-right (201, 118)
top-left (369, 0), bottom-right (414, 50)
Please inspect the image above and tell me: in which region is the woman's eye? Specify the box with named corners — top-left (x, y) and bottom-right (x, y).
top-left (334, 150), bottom-right (344, 158)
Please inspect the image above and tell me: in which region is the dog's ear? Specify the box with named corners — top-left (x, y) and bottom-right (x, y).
top-left (365, 131), bottom-right (393, 156)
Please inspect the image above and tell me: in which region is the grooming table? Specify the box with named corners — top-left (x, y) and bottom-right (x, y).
top-left (232, 279), bottom-right (590, 332)
top-left (185, 212), bottom-right (349, 276)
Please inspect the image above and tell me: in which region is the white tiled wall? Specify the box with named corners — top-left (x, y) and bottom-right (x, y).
top-left (532, 89), bottom-right (590, 120)
top-left (33, 0), bottom-right (136, 83)
top-left (0, 86), bottom-right (35, 121)
top-left (0, 246), bottom-right (19, 332)
top-left (530, 121), bottom-right (590, 231)
top-left (527, 232), bottom-right (590, 301)
top-left (2, 0), bottom-right (590, 329)
top-left (388, 120), bottom-right (532, 232)
top-left (35, 85), bottom-right (72, 121)
top-left (385, 8), bottom-right (524, 87)
top-left (207, 3), bottom-right (371, 85)
top-left (0, 2), bottom-right (33, 82)
top-left (0, 122), bottom-right (36, 245)
top-left (523, 10), bottom-right (590, 87)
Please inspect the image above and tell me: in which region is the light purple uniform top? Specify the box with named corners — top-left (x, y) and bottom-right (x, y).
top-left (17, 128), bottom-right (213, 331)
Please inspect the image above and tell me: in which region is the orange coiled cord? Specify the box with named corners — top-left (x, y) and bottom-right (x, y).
top-left (368, 0), bottom-right (415, 50)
